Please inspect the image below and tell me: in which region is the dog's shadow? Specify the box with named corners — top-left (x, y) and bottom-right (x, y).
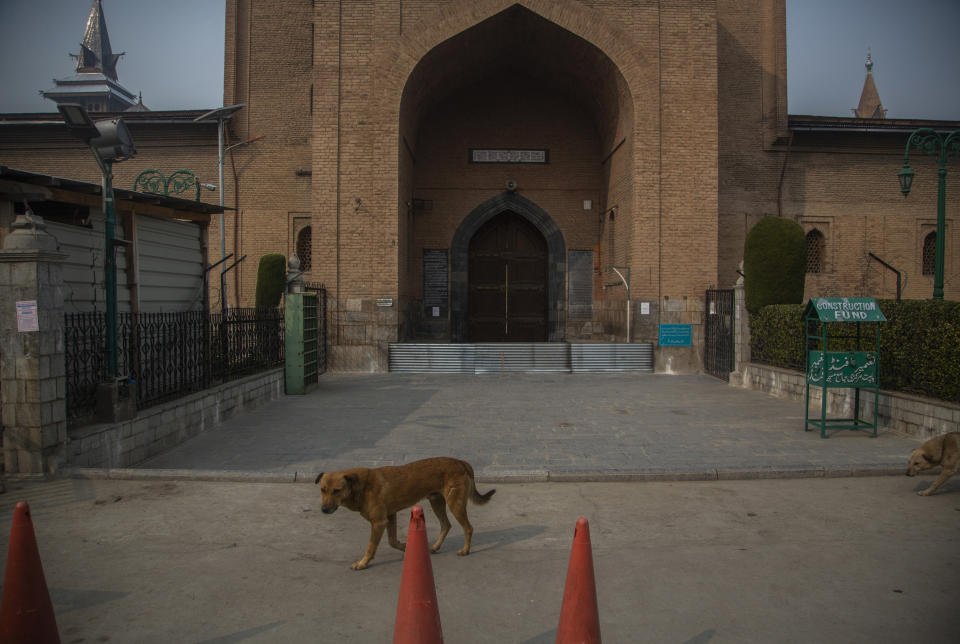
top-left (433, 523), bottom-right (547, 554)
top-left (910, 478), bottom-right (959, 495)
top-left (363, 524), bottom-right (548, 570)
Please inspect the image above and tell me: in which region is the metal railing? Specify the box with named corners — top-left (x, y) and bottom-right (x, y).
top-left (704, 289), bottom-right (735, 380)
top-left (304, 281), bottom-right (328, 375)
top-left (65, 308), bottom-right (285, 425)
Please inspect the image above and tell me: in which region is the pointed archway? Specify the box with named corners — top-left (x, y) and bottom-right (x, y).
top-left (450, 192), bottom-right (566, 342)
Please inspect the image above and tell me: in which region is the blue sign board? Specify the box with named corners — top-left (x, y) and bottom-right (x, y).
top-left (658, 324), bottom-right (692, 347)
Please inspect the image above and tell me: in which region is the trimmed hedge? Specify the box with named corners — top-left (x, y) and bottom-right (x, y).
top-left (743, 217), bottom-right (806, 313)
top-left (750, 299), bottom-right (960, 403)
top-left (749, 304), bottom-right (805, 371)
top-left (254, 253), bottom-right (287, 308)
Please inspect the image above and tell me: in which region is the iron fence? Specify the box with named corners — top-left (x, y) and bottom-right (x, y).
top-left (63, 312), bottom-right (108, 422)
top-left (704, 289), bottom-right (735, 380)
top-left (65, 308), bottom-right (285, 424)
top-left (304, 282), bottom-right (328, 375)
top-left (210, 308), bottom-right (285, 382)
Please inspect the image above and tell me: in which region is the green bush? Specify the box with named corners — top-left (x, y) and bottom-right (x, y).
top-left (743, 217), bottom-right (806, 314)
top-left (878, 300), bottom-right (960, 402)
top-left (749, 304), bottom-right (805, 370)
top-left (254, 253), bottom-right (287, 308)
top-left (750, 299), bottom-right (960, 402)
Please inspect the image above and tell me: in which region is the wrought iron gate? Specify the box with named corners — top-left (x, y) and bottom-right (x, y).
top-left (704, 289), bottom-right (735, 380)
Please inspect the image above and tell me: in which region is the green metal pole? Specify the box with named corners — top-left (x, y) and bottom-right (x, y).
top-left (103, 159), bottom-right (118, 377)
top-left (901, 128), bottom-right (959, 301)
top-left (934, 163), bottom-right (946, 300)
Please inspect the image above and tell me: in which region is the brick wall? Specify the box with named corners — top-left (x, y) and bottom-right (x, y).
top-left (716, 0), bottom-right (958, 302)
top-left (225, 0), bottom-right (733, 368)
top-left (5, 0), bottom-right (955, 375)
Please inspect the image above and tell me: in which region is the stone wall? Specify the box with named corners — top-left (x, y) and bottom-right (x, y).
top-left (67, 368), bottom-right (283, 469)
top-left (739, 362), bottom-right (958, 440)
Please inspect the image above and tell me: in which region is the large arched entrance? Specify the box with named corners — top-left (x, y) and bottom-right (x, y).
top-left (394, 4), bottom-right (635, 345)
top-left (468, 212), bottom-right (548, 341)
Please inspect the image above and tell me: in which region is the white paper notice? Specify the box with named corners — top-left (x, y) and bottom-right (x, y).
top-left (16, 300), bottom-right (39, 332)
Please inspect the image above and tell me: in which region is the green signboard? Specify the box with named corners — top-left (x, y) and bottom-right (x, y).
top-left (659, 324), bottom-right (692, 346)
top-left (807, 351), bottom-right (878, 388)
top-left (803, 297), bottom-right (884, 438)
top-left (806, 298), bottom-right (886, 323)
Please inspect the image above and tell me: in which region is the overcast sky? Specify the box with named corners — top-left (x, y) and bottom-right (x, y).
top-left (0, 0), bottom-right (957, 120)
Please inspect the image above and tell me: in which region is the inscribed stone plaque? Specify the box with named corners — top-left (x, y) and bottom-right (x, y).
top-left (469, 149), bottom-right (549, 164)
top-left (423, 249), bottom-right (448, 317)
top-left (568, 250), bottom-right (593, 318)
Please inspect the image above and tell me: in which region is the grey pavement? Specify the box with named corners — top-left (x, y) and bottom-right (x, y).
top-left (123, 372), bottom-right (925, 482)
top-left (2, 475), bottom-right (958, 643)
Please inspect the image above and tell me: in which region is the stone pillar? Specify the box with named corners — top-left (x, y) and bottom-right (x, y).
top-left (729, 275), bottom-right (751, 387)
top-left (0, 206), bottom-right (69, 474)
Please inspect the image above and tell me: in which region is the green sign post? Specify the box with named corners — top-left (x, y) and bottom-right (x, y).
top-left (804, 298), bottom-right (886, 438)
top-left (284, 292), bottom-right (319, 395)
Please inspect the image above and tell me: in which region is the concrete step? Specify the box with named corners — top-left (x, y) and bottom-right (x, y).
top-left (388, 342), bottom-right (654, 374)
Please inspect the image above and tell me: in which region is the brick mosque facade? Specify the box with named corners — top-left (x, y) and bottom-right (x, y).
top-left (1, 0), bottom-right (957, 372)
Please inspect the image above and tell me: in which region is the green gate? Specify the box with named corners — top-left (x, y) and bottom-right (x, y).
top-left (284, 292), bottom-right (319, 394)
top-left (804, 298), bottom-right (886, 438)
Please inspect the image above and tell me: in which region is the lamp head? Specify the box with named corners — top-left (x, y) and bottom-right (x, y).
top-left (898, 164), bottom-right (914, 197)
top-left (57, 103), bottom-right (99, 142)
top-left (90, 118), bottom-right (137, 162)
top-left (57, 103), bottom-right (136, 163)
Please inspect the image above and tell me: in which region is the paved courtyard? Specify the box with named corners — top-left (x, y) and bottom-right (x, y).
top-left (136, 373), bottom-right (920, 481)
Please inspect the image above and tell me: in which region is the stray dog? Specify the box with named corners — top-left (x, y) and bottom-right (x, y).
top-left (905, 432), bottom-right (960, 496)
top-left (315, 457), bottom-right (495, 570)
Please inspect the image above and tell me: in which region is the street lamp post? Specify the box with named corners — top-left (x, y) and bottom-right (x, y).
top-left (58, 103), bottom-right (136, 378)
top-left (193, 105), bottom-right (244, 272)
top-left (192, 105), bottom-right (264, 310)
top-left (897, 128), bottom-right (960, 300)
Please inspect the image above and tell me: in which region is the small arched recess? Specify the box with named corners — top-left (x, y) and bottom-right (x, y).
top-left (449, 192), bottom-right (566, 342)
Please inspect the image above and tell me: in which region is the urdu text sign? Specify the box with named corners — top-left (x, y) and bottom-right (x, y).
top-left (659, 324), bottom-right (692, 347)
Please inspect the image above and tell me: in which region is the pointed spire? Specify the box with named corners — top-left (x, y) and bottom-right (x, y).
top-left (43, 0), bottom-right (139, 111)
top-left (854, 48), bottom-right (886, 118)
top-left (74, 0), bottom-right (124, 81)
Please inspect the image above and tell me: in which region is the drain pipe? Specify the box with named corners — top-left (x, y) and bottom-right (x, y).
top-left (867, 252), bottom-right (902, 302)
top-left (605, 266), bottom-right (631, 343)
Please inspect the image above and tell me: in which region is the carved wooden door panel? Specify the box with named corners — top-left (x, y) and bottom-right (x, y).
top-left (468, 212), bottom-right (547, 341)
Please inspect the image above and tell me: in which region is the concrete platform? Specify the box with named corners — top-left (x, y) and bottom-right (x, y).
top-left (115, 372), bottom-right (923, 481)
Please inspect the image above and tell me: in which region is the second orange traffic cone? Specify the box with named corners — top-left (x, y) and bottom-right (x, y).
top-left (0, 501), bottom-right (61, 644)
top-left (556, 517), bottom-right (601, 644)
top-left (392, 505), bottom-right (443, 644)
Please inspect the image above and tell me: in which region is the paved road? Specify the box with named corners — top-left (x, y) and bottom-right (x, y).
top-left (134, 373), bottom-right (921, 481)
top-left (1, 475), bottom-right (958, 643)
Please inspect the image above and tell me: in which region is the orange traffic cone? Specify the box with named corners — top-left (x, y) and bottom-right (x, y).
top-left (392, 506), bottom-right (443, 644)
top-left (556, 517), bottom-right (601, 644)
top-left (0, 501), bottom-right (61, 643)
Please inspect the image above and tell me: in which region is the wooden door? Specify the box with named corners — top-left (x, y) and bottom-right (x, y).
top-left (468, 212), bottom-right (547, 341)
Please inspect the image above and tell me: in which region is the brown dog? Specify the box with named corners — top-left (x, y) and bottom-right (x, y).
top-left (315, 457), bottom-right (495, 570)
top-left (906, 432), bottom-right (960, 496)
